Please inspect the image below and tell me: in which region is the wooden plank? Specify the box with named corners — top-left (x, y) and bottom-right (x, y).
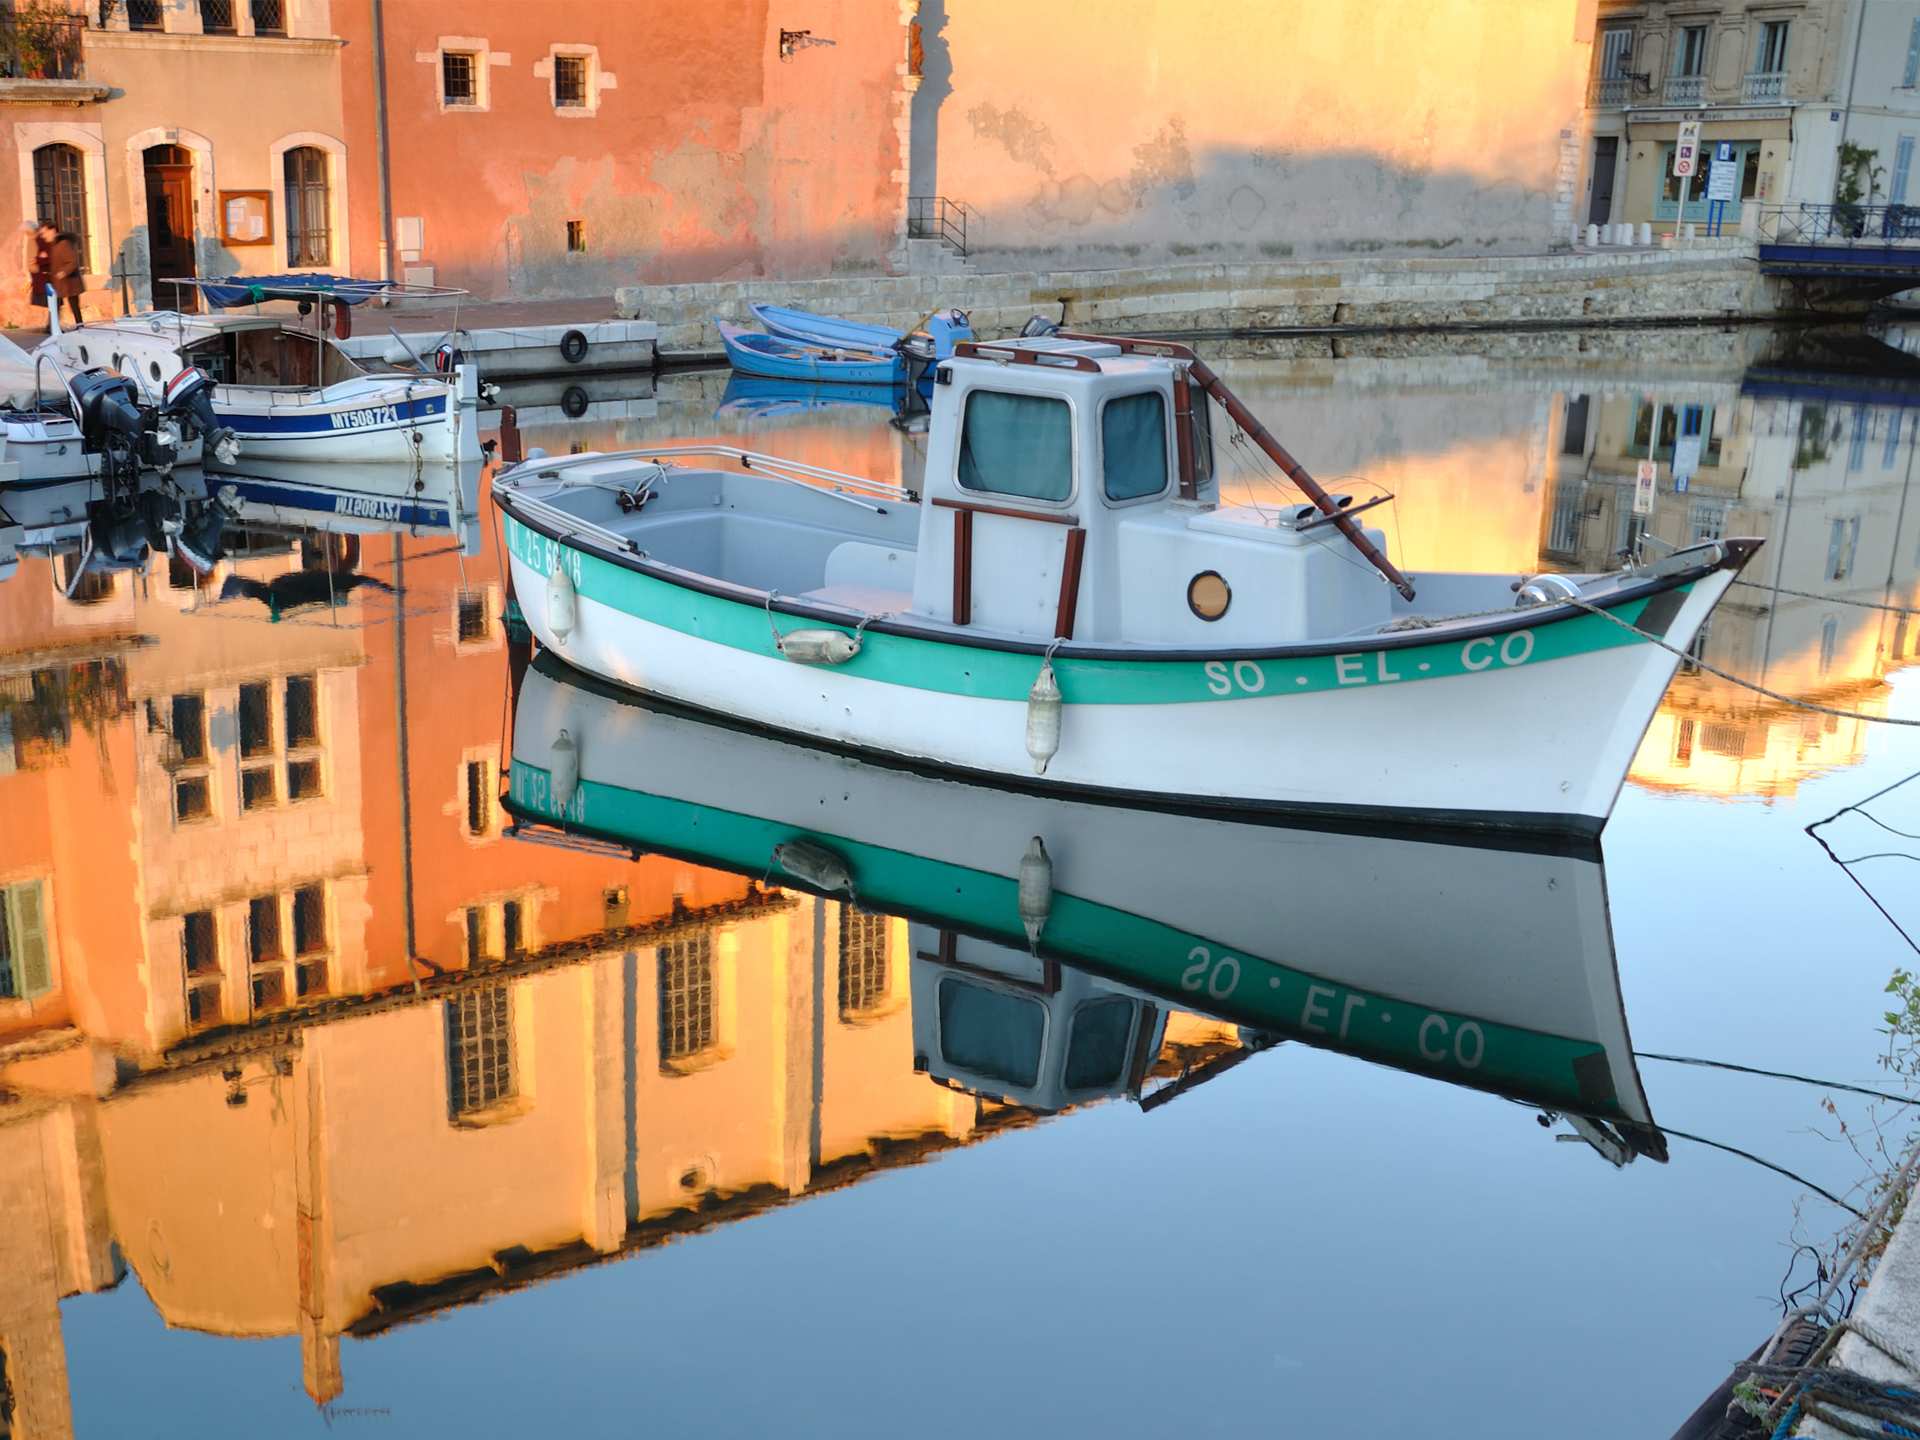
top-left (933, 496), bottom-right (1079, 526)
top-left (952, 508), bottom-right (972, 626)
top-left (1054, 526), bottom-right (1087, 640)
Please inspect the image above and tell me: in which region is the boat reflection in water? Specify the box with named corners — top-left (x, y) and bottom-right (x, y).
top-left (509, 652), bottom-right (1663, 1158)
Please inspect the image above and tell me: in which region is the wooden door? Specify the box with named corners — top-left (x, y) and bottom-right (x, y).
top-left (143, 144), bottom-right (196, 312)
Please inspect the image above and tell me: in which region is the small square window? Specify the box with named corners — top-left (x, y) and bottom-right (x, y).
top-left (182, 911), bottom-right (219, 974)
top-left (443, 51), bottom-right (479, 105)
top-left (248, 896), bottom-right (281, 963)
top-left (554, 54), bottom-right (588, 108)
top-left (284, 674), bottom-right (318, 748)
top-left (502, 900), bottom-right (522, 956)
top-left (286, 758), bottom-right (323, 800)
top-left (238, 683), bottom-right (273, 758)
top-left (457, 591), bottom-right (490, 642)
top-left (175, 775), bottom-right (212, 821)
top-left (252, 969), bottom-right (287, 1011)
top-left (292, 885), bottom-right (326, 956)
top-left (566, 219), bottom-right (587, 254)
top-left (242, 766), bottom-right (276, 810)
top-left (296, 957), bottom-right (328, 998)
top-left (172, 694), bottom-right (207, 762)
top-left (187, 980), bottom-right (223, 1027)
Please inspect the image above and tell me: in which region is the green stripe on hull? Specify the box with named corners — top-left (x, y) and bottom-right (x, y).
top-left (505, 514), bottom-right (1682, 707)
top-left (509, 760), bottom-right (1623, 1116)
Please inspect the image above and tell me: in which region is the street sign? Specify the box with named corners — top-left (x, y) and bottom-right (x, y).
top-left (1673, 436), bottom-right (1700, 486)
top-left (1674, 121), bottom-right (1702, 178)
top-left (1706, 158), bottom-right (1738, 202)
top-left (1715, 141), bottom-right (1734, 163)
top-left (1635, 460), bottom-right (1658, 515)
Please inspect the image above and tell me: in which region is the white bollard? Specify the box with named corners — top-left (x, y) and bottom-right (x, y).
top-left (1683, 222), bottom-right (1697, 241)
top-left (1585, 223), bottom-right (1600, 248)
top-left (1600, 223), bottom-right (1613, 245)
top-left (1638, 222), bottom-right (1653, 246)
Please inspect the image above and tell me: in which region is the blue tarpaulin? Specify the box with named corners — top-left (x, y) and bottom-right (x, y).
top-left (194, 274), bottom-right (396, 309)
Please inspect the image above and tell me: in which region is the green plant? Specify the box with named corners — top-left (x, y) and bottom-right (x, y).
top-left (1836, 141), bottom-right (1883, 208)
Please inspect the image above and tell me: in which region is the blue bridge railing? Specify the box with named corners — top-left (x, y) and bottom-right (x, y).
top-left (1761, 204), bottom-right (1920, 245)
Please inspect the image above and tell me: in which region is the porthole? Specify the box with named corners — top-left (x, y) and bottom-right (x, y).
top-left (77, 344), bottom-right (88, 364)
top-left (1187, 570), bottom-right (1231, 621)
top-left (150, 361), bottom-right (161, 382)
top-left (110, 353), bottom-right (121, 372)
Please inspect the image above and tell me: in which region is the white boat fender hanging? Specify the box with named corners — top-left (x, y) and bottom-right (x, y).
top-left (547, 561), bottom-right (577, 645)
top-left (1026, 654), bottom-right (1062, 775)
top-left (771, 838), bottom-right (855, 896)
top-left (549, 728), bottom-right (579, 813)
top-left (777, 629), bottom-right (861, 666)
top-left (1018, 837), bottom-right (1052, 952)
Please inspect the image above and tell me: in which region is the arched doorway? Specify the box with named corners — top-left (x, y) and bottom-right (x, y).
top-left (143, 143), bottom-right (196, 312)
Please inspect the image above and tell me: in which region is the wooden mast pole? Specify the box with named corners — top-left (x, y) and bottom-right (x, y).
top-left (1058, 333), bottom-right (1417, 601)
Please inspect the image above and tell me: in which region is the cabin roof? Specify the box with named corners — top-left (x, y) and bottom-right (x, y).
top-left (73, 312), bottom-right (286, 343)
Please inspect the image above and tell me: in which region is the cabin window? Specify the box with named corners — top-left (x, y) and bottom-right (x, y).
top-left (1064, 997), bottom-right (1133, 1090)
top-left (937, 977), bottom-right (1043, 1088)
top-left (957, 391), bottom-right (1073, 502)
top-left (283, 146), bottom-right (331, 268)
top-left (1101, 392), bottom-right (1168, 501)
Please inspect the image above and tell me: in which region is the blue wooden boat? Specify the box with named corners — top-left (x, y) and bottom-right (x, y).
top-left (716, 321), bottom-right (909, 384)
top-left (716, 373), bottom-right (909, 420)
top-left (750, 302), bottom-right (971, 358)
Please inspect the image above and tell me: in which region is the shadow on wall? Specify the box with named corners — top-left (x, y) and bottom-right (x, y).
top-left (955, 126), bottom-right (1567, 269)
top-left (909, 0), bottom-right (952, 199)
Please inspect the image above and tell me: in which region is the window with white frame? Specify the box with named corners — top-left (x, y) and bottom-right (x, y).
top-left (542, 46), bottom-right (606, 117)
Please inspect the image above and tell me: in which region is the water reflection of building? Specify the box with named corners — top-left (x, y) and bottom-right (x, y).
top-left (0, 507), bottom-right (1240, 1434)
top-left (1545, 367), bottom-right (1919, 798)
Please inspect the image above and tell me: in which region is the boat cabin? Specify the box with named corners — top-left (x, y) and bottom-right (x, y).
top-left (910, 337), bottom-right (1394, 644)
top-left (908, 924), bottom-right (1165, 1112)
top-left (44, 312), bottom-right (366, 396)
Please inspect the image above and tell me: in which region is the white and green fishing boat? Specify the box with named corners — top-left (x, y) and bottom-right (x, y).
top-left (504, 652), bottom-right (1662, 1153)
top-left (493, 332), bottom-right (1758, 840)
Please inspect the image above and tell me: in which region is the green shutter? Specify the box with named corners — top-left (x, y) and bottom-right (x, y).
top-left (7, 883), bottom-right (53, 999)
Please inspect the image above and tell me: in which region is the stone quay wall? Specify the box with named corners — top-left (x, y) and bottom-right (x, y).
top-left (616, 239), bottom-right (1772, 354)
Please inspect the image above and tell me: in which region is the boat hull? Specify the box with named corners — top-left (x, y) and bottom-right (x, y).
top-left (212, 369), bottom-right (480, 465)
top-left (506, 656), bottom-right (1654, 1126)
top-left (717, 322), bottom-right (905, 384)
top-left (500, 510), bottom-right (1735, 836)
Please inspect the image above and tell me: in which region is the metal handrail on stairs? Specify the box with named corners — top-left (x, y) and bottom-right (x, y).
top-left (907, 196), bottom-right (972, 257)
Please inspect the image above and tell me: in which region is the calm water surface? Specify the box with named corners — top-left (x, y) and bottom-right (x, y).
top-left (6, 327), bottom-right (1920, 1438)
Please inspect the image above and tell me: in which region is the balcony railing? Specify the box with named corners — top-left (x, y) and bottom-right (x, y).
top-left (1743, 71), bottom-right (1786, 103)
top-left (1761, 203), bottom-right (1920, 244)
top-left (1664, 75), bottom-right (1704, 105)
top-left (0, 8), bottom-right (84, 79)
top-left (1588, 75), bottom-right (1633, 108)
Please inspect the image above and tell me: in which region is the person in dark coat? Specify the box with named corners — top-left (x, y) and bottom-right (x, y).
top-left (27, 220), bottom-right (53, 322)
top-left (47, 227), bottom-right (83, 326)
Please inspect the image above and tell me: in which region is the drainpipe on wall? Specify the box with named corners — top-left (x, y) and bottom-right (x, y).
top-left (371, 0), bottom-right (396, 283)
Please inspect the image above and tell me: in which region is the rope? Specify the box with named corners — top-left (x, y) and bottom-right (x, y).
top-left (1734, 577), bottom-right (1920, 615)
top-left (1637, 1052), bottom-right (1920, 1107)
top-left (1659, 1126), bottom-right (1866, 1216)
top-left (1565, 596), bottom-right (1920, 727)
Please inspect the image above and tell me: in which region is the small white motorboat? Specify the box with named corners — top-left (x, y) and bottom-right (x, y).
top-left (493, 332), bottom-right (1759, 840)
top-left (33, 278), bottom-right (482, 468)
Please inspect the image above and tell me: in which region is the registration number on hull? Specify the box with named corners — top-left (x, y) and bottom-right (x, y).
top-left (329, 403), bottom-right (402, 431)
top-left (333, 494), bottom-right (406, 520)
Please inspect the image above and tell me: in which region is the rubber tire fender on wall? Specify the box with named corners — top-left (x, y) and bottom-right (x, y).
top-left (561, 385), bottom-right (590, 419)
top-left (559, 329), bottom-right (589, 364)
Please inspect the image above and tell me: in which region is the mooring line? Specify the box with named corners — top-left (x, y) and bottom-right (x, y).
top-left (1567, 596), bottom-right (1920, 726)
top-left (1732, 577), bottom-right (1920, 616)
top-left (1637, 1052), bottom-right (1919, 1107)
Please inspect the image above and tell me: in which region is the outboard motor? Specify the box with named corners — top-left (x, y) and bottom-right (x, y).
top-left (162, 366), bottom-right (241, 465)
top-left (68, 368), bottom-right (178, 479)
top-left (172, 484), bottom-right (240, 576)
